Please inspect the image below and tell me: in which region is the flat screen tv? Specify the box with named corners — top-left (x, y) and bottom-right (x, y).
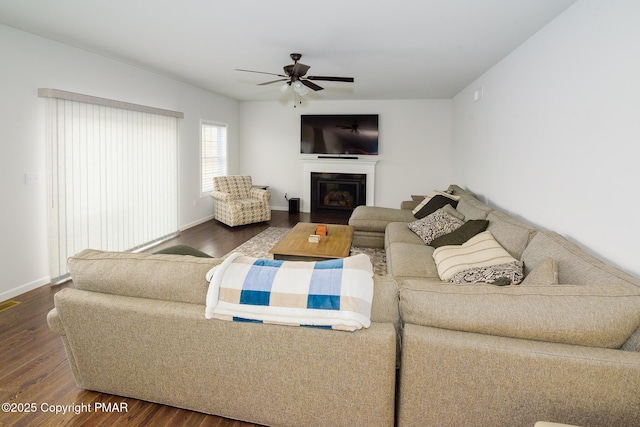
top-left (301, 114), bottom-right (379, 156)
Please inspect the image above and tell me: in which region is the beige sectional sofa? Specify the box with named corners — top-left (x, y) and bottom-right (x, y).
top-left (47, 184), bottom-right (640, 426)
top-left (47, 250), bottom-right (400, 427)
top-left (350, 184), bottom-right (640, 426)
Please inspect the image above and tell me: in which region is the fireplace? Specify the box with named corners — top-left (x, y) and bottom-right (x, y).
top-left (301, 159), bottom-right (377, 213)
top-left (311, 173), bottom-right (366, 212)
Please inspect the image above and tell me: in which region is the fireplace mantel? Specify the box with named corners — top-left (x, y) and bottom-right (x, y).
top-left (301, 159), bottom-right (377, 213)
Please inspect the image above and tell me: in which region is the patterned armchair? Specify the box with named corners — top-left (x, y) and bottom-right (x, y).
top-left (211, 176), bottom-right (271, 227)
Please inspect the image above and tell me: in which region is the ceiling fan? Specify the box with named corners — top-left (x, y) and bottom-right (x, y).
top-left (336, 121), bottom-right (362, 133)
top-left (236, 53), bottom-right (354, 96)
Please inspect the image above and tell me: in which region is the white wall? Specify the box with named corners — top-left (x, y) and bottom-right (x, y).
top-left (451, 0), bottom-right (640, 276)
top-left (4, 0), bottom-right (637, 300)
top-left (239, 99), bottom-right (452, 211)
top-left (0, 24), bottom-right (239, 300)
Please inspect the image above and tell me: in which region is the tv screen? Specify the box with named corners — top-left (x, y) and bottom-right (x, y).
top-left (301, 114), bottom-right (379, 155)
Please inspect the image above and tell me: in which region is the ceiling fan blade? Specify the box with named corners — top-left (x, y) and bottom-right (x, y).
top-left (301, 79), bottom-right (324, 91)
top-left (258, 79), bottom-right (288, 86)
top-left (307, 76), bottom-right (354, 83)
top-left (236, 69), bottom-right (288, 78)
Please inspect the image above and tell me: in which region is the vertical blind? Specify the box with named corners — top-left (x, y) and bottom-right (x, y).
top-left (39, 89), bottom-right (183, 282)
top-left (201, 121), bottom-right (228, 195)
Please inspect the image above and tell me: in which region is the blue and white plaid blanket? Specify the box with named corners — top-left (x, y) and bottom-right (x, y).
top-left (205, 252), bottom-right (374, 331)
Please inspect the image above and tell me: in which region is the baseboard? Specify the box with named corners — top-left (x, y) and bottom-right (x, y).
top-left (1, 276), bottom-right (50, 302)
top-left (180, 214), bottom-right (215, 231)
top-left (180, 209), bottom-right (295, 230)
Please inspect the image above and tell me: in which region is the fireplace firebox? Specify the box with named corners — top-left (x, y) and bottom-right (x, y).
top-left (311, 172), bottom-right (366, 212)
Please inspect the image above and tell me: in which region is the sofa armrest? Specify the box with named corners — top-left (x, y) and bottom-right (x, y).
top-left (371, 276), bottom-right (400, 329)
top-left (399, 280), bottom-right (640, 348)
top-left (47, 307), bottom-right (64, 335)
top-left (400, 200), bottom-right (420, 210)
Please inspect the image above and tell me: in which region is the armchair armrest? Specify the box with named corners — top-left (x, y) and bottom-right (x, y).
top-left (250, 187), bottom-right (271, 201)
top-left (211, 191), bottom-right (234, 201)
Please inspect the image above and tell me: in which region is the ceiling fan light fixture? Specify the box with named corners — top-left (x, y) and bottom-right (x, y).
top-left (279, 83), bottom-right (289, 93)
top-left (292, 81), bottom-right (308, 96)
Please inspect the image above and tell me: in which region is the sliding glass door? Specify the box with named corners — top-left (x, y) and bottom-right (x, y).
top-left (40, 89), bottom-right (181, 282)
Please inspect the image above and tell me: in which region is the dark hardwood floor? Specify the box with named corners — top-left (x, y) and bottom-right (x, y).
top-left (0, 210), bottom-right (350, 427)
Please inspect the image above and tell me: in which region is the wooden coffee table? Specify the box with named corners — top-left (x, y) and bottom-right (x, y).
top-left (269, 222), bottom-right (355, 261)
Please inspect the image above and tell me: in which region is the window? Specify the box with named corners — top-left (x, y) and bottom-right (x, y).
top-left (201, 121), bottom-right (228, 196)
top-left (39, 89), bottom-right (182, 282)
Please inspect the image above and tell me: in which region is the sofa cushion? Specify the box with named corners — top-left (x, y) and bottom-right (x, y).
top-left (621, 327), bottom-right (640, 351)
top-left (349, 206), bottom-right (416, 233)
top-left (385, 222), bottom-right (424, 246)
top-left (432, 231), bottom-right (518, 281)
top-left (455, 196), bottom-right (493, 220)
top-left (412, 193), bottom-right (459, 219)
top-left (430, 220), bottom-right (489, 248)
top-left (450, 261), bottom-right (524, 285)
top-left (486, 211), bottom-right (538, 260)
top-left (68, 249), bottom-right (222, 305)
top-left (386, 243), bottom-right (439, 279)
top-left (521, 231), bottom-right (640, 287)
top-left (408, 208), bottom-right (464, 245)
top-left (520, 257), bottom-right (559, 286)
top-left (399, 279), bottom-right (640, 348)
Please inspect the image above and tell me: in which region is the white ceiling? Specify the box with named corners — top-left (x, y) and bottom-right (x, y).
top-left (0, 0), bottom-right (578, 101)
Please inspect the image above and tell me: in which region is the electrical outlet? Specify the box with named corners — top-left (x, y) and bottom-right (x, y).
top-left (473, 86), bottom-right (484, 102)
top-left (25, 172), bottom-right (40, 184)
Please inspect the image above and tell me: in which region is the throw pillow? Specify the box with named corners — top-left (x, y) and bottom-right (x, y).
top-left (432, 231), bottom-right (519, 281)
top-left (520, 257), bottom-right (559, 286)
top-left (154, 245), bottom-right (213, 258)
top-left (450, 261), bottom-right (524, 285)
top-left (412, 190), bottom-right (461, 218)
top-left (429, 219), bottom-right (489, 248)
top-left (408, 208), bottom-right (465, 245)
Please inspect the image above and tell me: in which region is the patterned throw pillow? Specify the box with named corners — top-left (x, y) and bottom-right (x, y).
top-left (408, 208), bottom-right (465, 245)
top-left (450, 261), bottom-right (524, 285)
top-left (432, 231), bottom-right (519, 281)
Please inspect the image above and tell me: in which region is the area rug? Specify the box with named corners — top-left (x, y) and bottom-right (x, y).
top-left (224, 227), bottom-right (387, 276)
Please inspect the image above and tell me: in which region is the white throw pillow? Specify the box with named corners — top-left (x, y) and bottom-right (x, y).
top-left (432, 231), bottom-right (518, 281)
top-left (411, 190), bottom-right (460, 216)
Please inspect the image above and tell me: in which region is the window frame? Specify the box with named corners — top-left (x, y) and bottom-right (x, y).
top-left (200, 120), bottom-right (228, 197)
